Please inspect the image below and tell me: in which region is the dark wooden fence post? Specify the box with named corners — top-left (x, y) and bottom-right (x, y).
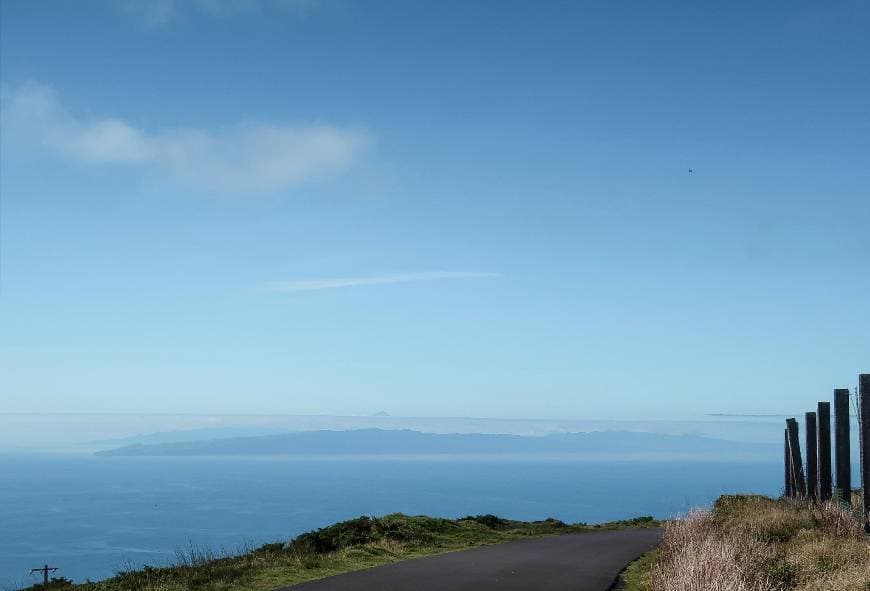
top-left (784, 428), bottom-right (792, 497)
top-left (860, 374), bottom-right (869, 531)
top-left (786, 418), bottom-right (807, 497)
top-left (834, 388), bottom-right (852, 505)
top-left (818, 401), bottom-right (833, 502)
top-left (806, 411), bottom-right (817, 503)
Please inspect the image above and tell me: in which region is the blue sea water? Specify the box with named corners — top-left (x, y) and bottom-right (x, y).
top-left (0, 454), bottom-right (780, 588)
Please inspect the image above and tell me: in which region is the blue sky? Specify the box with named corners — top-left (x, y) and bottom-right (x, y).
top-left (1, 0), bottom-right (867, 417)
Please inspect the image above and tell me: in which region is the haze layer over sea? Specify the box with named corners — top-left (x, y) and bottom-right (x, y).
top-left (0, 411), bottom-right (796, 453)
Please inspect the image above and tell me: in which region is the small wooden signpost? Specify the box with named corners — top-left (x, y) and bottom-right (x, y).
top-left (29, 565), bottom-right (58, 586)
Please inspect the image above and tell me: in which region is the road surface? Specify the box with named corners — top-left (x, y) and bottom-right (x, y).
top-left (281, 528), bottom-right (660, 591)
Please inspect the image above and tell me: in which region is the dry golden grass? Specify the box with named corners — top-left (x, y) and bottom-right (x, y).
top-left (648, 495), bottom-right (870, 591)
top-left (650, 509), bottom-right (777, 591)
top-left (787, 528), bottom-right (869, 591)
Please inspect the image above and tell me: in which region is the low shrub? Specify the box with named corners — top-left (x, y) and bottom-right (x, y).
top-left (458, 514), bottom-right (511, 529)
top-left (22, 579), bottom-right (75, 591)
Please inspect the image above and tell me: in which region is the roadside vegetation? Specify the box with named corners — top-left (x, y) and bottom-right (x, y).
top-left (16, 513), bottom-right (657, 591)
top-left (627, 492), bottom-right (869, 591)
top-left (620, 548), bottom-right (659, 591)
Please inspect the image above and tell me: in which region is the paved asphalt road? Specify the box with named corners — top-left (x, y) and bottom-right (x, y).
top-left (282, 528), bottom-right (661, 591)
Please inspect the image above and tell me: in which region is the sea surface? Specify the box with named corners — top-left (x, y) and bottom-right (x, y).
top-left (1, 453), bottom-right (780, 588)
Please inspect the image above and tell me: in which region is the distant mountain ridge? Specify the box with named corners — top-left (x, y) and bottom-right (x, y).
top-left (95, 428), bottom-right (776, 458)
top-left (88, 427), bottom-right (290, 447)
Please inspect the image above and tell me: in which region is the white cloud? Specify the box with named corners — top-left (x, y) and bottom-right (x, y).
top-left (259, 272), bottom-right (502, 293)
top-left (0, 82), bottom-right (371, 192)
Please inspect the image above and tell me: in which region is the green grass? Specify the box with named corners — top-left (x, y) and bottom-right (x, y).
top-left (17, 513), bottom-right (659, 591)
top-left (619, 549), bottom-right (658, 591)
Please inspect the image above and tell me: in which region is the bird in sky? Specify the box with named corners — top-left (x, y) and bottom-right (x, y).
top-left (688, 168), bottom-right (694, 174)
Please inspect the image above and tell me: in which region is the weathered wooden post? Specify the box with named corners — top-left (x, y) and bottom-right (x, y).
top-left (817, 401), bottom-right (833, 502)
top-left (834, 388), bottom-right (852, 505)
top-left (805, 411), bottom-right (817, 503)
top-left (786, 418), bottom-right (807, 496)
top-left (860, 374), bottom-right (869, 531)
top-left (784, 428), bottom-right (792, 497)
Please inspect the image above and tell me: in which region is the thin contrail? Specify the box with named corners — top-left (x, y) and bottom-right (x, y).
top-left (258, 271), bottom-right (501, 293)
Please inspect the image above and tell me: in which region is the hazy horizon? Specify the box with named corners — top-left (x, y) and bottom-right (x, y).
top-left (3, 410), bottom-right (862, 454)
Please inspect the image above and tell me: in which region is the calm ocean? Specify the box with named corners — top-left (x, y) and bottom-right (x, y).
top-left (1, 454), bottom-right (780, 587)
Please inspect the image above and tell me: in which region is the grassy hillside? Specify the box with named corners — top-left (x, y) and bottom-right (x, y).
top-left (626, 492), bottom-right (869, 591)
top-left (18, 513), bottom-right (657, 591)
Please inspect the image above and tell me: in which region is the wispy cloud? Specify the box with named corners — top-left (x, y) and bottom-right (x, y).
top-left (127, 0), bottom-right (178, 26)
top-left (0, 82), bottom-right (371, 192)
top-left (259, 272), bottom-right (501, 293)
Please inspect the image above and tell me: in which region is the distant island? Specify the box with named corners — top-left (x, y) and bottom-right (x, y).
top-left (95, 428), bottom-right (775, 458)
